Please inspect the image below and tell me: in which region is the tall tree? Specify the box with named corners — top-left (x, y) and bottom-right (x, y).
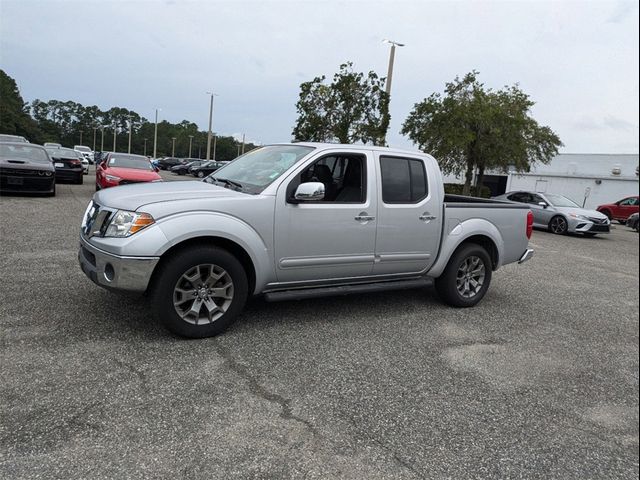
top-left (292, 62), bottom-right (389, 145)
top-left (401, 71), bottom-right (562, 195)
top-left (0, 70), bottom-right (42, 141)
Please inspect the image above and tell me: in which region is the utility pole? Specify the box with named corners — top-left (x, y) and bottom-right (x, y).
top-left (205, 92), bottom-right (218, 160)
top-left (128, 115), bottom-right (132, 153)
top-left (212, 134), bottom-right (217, 161)
top-left (241, 133), bottom-right (245, 154)
top-left (171, 137), bottom-right (176, 157)
top-left (237, 144), bottom-right (240, 157)
top-left (153, 108), bottom-right (160, 159)
top-left (92, 127), bottom-right (97, 152)
top-left (188, 135), bottom-right (194, 158)
top-left (100, 126), bottom-right (105, 151)
top-left (112, 121), bottom-right (117, 152)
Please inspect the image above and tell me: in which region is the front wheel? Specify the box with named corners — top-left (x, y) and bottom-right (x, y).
top-left (151, 246), bottom-right (248, 338)
top-left (549, 215), bottom-right (568, 235)
top-left (435, 243), bottom-right (492, 308)
top-left (197, 171), bottom-right (205, 178)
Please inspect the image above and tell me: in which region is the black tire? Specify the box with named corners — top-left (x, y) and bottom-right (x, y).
top-left (76, 175), bottom-right (84, 185)
top-left (47, 184), bottom-right (56, 197)
top-left (95, 182), bottom-right (101, 191)
top-left (618, 220), bottom-right (626, 225)
top-left (583, 233), bottom-right (597, 238)
top-left (548, 215), bottom-right (568, 235)
top-left (435, 243), bottom-right (492, 308)
top-left (151, 246), bottom-right (248, 338)
top-left (197, 171), bottom-right (204, 178)
top-left (601, 210), bottom-right (612, 220)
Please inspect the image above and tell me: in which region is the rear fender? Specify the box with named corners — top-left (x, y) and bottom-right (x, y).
top-left (428, 218), bottom-right (504, 278)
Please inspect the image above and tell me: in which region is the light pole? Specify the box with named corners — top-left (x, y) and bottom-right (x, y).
top-left (241, 133), bottom-right (245, 155)
top-left (112, 121), bottom-right (117, 152)
top-left (153, 108), bottom-right (161, 159)
top-left (188, 135), bottom-right (194, 158)
top-left (205, 92), bottom-right (218, 160)
top-left (212, 133), bottom-right (217, 161)
top-left (382, 39), bottom-right (405, 97)
top-left (171, 137), bottom-right (176, 157)
top-left (92, 127), bottom-right (97, 152)
top-left (128, 115), bottom-right (132, 153)
top-left (100, 126), bottom-right (105, 152)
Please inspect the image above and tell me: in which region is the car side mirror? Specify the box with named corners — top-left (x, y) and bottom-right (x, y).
top-left (538, 202), bottom-right (548, 208)
top-left (294, 182), bottom-right (325, 202)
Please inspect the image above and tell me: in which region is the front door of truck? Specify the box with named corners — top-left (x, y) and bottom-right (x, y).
top-left (372, 154), bottom-right (442, 275)
top-left (274, 150), bottom-right (377, 284)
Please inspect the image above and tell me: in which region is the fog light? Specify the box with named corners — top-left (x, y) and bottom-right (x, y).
top-left (104, 263), bottom-right (115, 282)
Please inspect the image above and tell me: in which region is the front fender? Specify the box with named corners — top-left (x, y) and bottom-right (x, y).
top-left (156, 211), bottom-right (272, 293)
top-left (428, 218), bottom-right (505, 278)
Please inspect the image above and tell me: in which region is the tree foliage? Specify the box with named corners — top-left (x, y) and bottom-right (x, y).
top-left (1, 69), bottom-right (256, 159)
top-left (292, 62), bottom-right (390, 145)
top-left (401, 71), bottom-right (562, 194)
top-left (0, 70), bottom-right (42, 141)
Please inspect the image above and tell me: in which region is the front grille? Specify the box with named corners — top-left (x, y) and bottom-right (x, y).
top-left (589, 224), bottom-right (610, 232)
top-left (0, 168), bottom-right (51, 177)
top-left (589, 217), bottom-right (608, 225)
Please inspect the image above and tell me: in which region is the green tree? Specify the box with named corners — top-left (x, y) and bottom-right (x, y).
top-left (292, 62), bottom-right (389, 145)
top-left (0, 70), bottom-right (42, 141)
top-left (401, 71), bottom-right (562, 195)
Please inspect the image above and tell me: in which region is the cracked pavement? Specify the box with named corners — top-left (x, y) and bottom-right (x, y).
top-left (1, 169), bottom-right (638, 479)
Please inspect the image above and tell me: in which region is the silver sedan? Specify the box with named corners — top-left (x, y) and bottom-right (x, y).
top-left (493, 191), bottom-right (610, 236)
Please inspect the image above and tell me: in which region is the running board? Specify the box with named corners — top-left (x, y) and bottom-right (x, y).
top-left (263, 278), bottom-right (433, 302)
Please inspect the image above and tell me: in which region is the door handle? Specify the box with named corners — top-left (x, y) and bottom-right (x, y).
top-left (355, 215), bottom-right (375, 222)
top-left (419, 214), bottom-right (437, 222)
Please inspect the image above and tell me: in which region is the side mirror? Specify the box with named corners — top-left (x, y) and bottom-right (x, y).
top-left (294, 182), bottom-right (325, 201)
top-left (538, 202), bottom-right (548, 208)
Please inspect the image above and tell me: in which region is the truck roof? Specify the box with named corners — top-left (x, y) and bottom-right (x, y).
top-left (275, 142), bottom-right (429, 157)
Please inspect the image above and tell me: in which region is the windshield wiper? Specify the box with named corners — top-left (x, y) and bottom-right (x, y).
top-left (210, 176), bottom-right (244, 191)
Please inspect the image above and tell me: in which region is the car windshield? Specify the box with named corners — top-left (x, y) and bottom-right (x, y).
top-left (0, 143), bottom-right (49, 163)
top-left (108, 154), bottom-right (154, 170)
top-left (204, 145), bottom-right (314, 193)
top-left (47, 147), bottom-right (80, 159)
top-left (74, 146), bottom-right (91, 152)
top-left (545, 194), bottom-right (580, 208)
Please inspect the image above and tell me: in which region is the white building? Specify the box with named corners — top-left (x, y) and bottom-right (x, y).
top-left (445, 153), bottom-right (639, 209)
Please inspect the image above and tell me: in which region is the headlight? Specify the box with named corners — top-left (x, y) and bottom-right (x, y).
top-left (104, 210), bottom-right (155, 237)
top-left (569, 213), bottom-right (590, 221)
top-left (105, 174), bottom-right (121, 182)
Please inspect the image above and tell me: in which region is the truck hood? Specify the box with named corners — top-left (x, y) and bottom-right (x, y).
top-left (94, 180), bottom-right (246, 211)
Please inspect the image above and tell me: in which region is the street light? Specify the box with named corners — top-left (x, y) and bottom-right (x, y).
top-left (128, 115), bottom-right (132, 154)
top-left (153, 108), bottom-right (161, 159)
top-left (171, 137), bottom-right (176, 157)
top-left (100, 126), bottom-right (105, 151)
top-left (188, 135), bottom-right (194, 158)
top-left (382, 39), bottom-right (405, 97)
top-left (205, 92), bottom-right (218, 160)
top-left (112, 120), bottom-right (117, 152)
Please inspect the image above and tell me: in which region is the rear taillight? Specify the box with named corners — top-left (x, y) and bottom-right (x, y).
top-left (526, 210), bottom-right (533, 239)
top-left (70, 159), bottom-right (81, 166)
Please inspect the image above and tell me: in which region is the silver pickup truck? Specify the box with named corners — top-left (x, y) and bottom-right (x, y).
top-left (79, 143), bottom-right (534, 338)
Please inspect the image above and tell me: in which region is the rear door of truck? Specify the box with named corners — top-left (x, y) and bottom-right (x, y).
top-left (371, 152), bottom-right (443, 275)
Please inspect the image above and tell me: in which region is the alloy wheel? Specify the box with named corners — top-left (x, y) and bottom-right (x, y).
top-left (173, 264), bottom-right (234, 325)
top-left (550, 216), bottom-right (567, 234)
top-left (456, 256), bottom-right (486, 299)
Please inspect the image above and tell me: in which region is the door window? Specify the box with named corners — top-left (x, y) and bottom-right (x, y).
top-left (380, 156), bottom-right (428, 204)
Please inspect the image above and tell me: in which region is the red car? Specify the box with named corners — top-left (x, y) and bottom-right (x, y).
top-left (96, 153), bottom-right (162, 190)
top-left (596, 195), bottom-right (639, 224)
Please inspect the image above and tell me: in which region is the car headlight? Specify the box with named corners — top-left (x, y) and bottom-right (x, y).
top-left (104, 210), bottom-right (155, 237)
top-left (105, 174), bottom-right (121, 182)
top-left (569, 213), bottom-right (590, 221)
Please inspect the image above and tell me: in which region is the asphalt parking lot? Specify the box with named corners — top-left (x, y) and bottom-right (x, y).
top-left (1, 168), bottom-right (638, 479)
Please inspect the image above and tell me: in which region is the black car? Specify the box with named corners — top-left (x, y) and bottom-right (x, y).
top-left (0, 142), bottom-right (56, 195)
top-left (45, 147), bottom-right (84, 184)
top-left (190, 161), bottom-right (227, 178)
top-left (156, 157), bottom-right (184, 170)
top-left (171, 160), bottom-right (204, 175)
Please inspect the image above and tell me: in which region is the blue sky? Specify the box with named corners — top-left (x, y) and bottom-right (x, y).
top-left (1, 0), bottom-right (638, 152)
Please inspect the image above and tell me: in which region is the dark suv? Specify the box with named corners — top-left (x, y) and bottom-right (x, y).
top-left (156, 157), bottom-right (184, 170)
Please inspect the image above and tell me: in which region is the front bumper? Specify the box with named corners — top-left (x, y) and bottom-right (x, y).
top-left (570, 219), bottom-right (610, 234)
top-left (78, 236), bottom-right (160, 293)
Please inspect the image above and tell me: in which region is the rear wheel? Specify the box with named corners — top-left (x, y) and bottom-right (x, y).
top-left (435, 243), bottom-right (492, 308)
top-left (151, 246), bottom-right (248, 338)
top-left (549, 215), bottom-right (568, 235)
top-left (618, 219), bottom-right (627, 225)
top-left (197, 171), bottom-right (205, 178)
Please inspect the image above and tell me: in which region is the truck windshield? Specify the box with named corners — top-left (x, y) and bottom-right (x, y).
top-left (204, 145), bottom-right (314, 193)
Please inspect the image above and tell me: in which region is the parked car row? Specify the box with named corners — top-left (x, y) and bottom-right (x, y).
top-left (170, 159), bottom-right (227, 177)
top-left (493, 191), bottom-right (639, 235)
